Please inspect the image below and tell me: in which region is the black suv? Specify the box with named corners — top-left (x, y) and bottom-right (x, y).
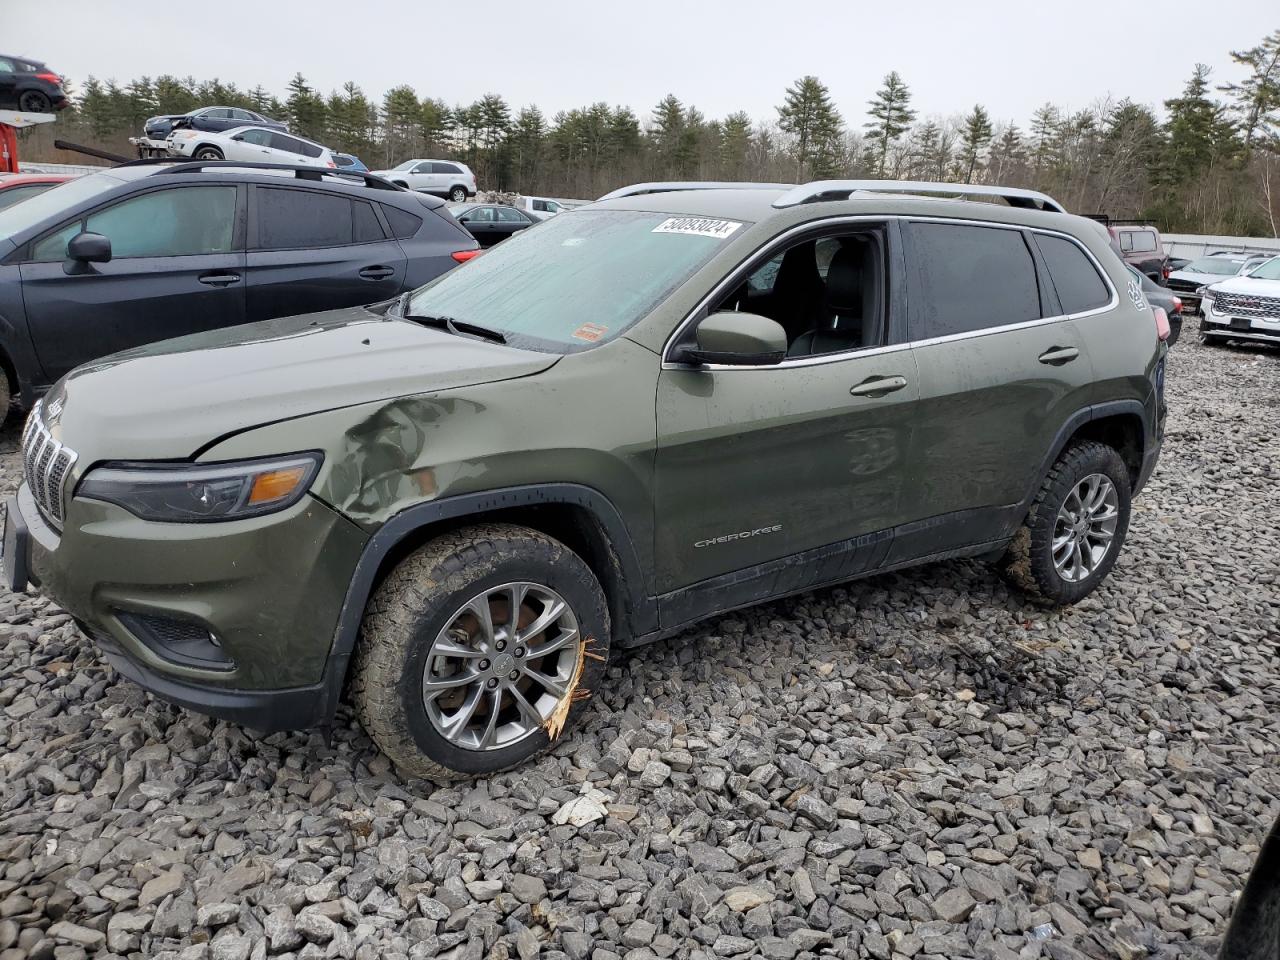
top-left (0, 162), bottom-right (479, 415)
top-left (0, 54), bottom-right (69, 113)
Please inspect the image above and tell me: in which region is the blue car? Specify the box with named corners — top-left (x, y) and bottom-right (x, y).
top-left (334, 153), bottom-right (368, 173)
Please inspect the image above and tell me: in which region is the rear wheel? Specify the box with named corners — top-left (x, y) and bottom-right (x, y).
top-left (194, 145), bottom-right (224, 160)
top-left (352, 523), bottom-right (611, 780)
top-left (1000, 441), bottom-right (1131, 606)
top-left (18, 90), bottom-right (52, 113)
top-left (449, 185), bottom-right (467, 202)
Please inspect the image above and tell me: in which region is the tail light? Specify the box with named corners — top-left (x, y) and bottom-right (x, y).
top-left (1153, 306), bottom-right (1171, 342)
top-left (326, 161), bottom-right (336, 168)
top-left (451, 250), bottom-right (481, 263)
top-left (1172, 296), bottom-right (1183, 313)
top-left (1163, 264), bottom-right (1171, 280)
top-left (34, 72), bottom-right (60, 85)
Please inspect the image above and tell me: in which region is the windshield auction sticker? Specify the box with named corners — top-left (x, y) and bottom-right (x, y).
top-left (652, 217), bottom-right (743, 240)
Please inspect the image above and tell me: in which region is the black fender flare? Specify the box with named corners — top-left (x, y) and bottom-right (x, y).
top-left (1019, 398), bottom-right (1153, 518)
top-left (313, 482), bottom-right (655, 724)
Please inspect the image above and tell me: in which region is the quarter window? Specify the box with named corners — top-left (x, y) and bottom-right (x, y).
top-left (906, 222), bottom-right (1041, 338)
top-left (31, 187), bottom-right (237, 261)
top-left (382, 205), bottom-right (421, 239)
top-left (1034, 234), bottom-right (1111, 314)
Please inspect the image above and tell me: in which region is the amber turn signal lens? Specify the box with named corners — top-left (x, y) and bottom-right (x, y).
top-left (247, 466), bottom-right (307, 505)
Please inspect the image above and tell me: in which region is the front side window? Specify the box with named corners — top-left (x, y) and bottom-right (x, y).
top-left (708, 229), bottom-right (886, 357)
top-left (32, 186), bottom-right (236, 261)
top-left (238, 128), bottom-right (272, 146)
top-left (405, 209), bottom-right (735, 352)
top-left (0, 59), bottom-right (15, 73)
top-left (413, 162), bottom-right (434, 173)
top-left (204, 108), bottom-right (231, 120)
top-left (258, 188), bottom-right (353, 248)
top-left (1034, 234), bottom-right (1111, 314)
top-left (906, 222), bottom-right (1041, 338)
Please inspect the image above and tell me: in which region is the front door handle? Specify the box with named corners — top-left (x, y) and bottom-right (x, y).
top-left (1038, 346), bottom-right (1080, 365)
top-left (850, 375), bottom-right (908, 398)
top-left (359, 266), bottom-right (395, 281)
top-left (198, 272), bottom-right (241, 286)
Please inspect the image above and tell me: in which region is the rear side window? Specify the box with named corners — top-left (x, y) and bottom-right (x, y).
top-left (353, 201), bottom-right (385, 243)
top-left (259, 188), bottom-right (354, 248)
top-left (432, 162), bottom-right (460, 175)
top-left (268, 133), bottom-right (322, 159)
top-left (382, 204), bottom-right (422, 239)
top-left (1034, 234), bottom-right (1111, 314)
top-left (906, 222), bottom-right (1041, 338)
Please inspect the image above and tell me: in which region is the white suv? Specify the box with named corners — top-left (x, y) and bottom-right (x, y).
top-left (167, 126), bottom-right (336, 168)
top-left (371, 159), bottom-right (477, 201)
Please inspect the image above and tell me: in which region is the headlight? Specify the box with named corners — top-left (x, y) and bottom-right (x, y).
top-left (78, 453), bottom-right (322, 522)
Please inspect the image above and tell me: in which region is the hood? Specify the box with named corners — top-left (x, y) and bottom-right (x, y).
top-left (1206, 274), bottom-right (1280, 297)
top-left (46, 306), bottom-right (558, 463)
top-left (1169, 268), bottom-right (1241, 284)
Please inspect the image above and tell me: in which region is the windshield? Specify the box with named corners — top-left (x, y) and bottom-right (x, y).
top-left (0, 172), bottom-right (120, 241)
top-left (1248, 256), bottom-right (1280, 280)
top-left (405, 209), bottom-right (741, 351)
top-left (1187, 257), bottom-right (1246, 276)
top-left (391, 160), bottom-right (417, 171)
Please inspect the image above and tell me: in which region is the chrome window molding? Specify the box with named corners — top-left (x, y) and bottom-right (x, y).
top-left (660, 214), bottom-right (1119, 372)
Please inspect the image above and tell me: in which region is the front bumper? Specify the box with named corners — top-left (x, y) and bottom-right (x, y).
top-left (3, 483), bottom-right (367, 731)
top-left (1201, 312), bottom-right (1280, 343)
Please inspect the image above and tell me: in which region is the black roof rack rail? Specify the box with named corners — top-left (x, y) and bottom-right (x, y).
top-left (117, 159), bottom-right (406, 191)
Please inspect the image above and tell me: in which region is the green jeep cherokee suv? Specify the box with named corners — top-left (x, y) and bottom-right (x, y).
top-left (3, 180), bottom-right (1168, 779)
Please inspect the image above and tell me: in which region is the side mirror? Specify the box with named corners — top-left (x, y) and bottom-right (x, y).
top-left (231, 133), bottom-right (245, 141)
top-left (672, 311), bottom-right (788, 366)
top-left (66, 232), bottom-right (111, 264)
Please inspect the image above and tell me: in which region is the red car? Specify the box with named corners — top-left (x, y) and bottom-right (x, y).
top-left (0, 173), bottom-right (74, 211)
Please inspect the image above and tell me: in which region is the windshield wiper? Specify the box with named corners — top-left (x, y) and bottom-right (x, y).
top-left (400, 308), bottom-right (507, 344)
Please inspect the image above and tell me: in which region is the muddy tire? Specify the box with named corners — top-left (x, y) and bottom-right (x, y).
top-left (351, 523), bottom-right (610, 780)
top-left (1000, 441), bottom-right (1132, 607)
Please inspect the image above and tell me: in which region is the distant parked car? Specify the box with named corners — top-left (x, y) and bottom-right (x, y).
top-left (167, 126), bottom-right (337, 168)
top-left (0, 160), bottom-right (479, 416)
top-left (371, 159), bottom-right (477, 201)
top-left (1198, 255), bottom-right (1280, 347)
top-left (1168, 254), bottom-right (1271, 313)
top-left (1101, 223), bottom-right (1169, 285)
top-left (334, 153), bottom-right (368, 173)
top-left (144, 106), bottom-right (288, 142)
top-left (0, 54), bottom-right (69, 113)
top-left (0, 173), bottom-right (74, 212)
top-left (449, 203), bottom-right (537, 247)
top-left (511, 196), bottom-right (566, 220)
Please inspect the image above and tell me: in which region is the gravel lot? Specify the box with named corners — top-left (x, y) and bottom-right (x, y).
top-left (1, 323), bottom-right (1278, 960)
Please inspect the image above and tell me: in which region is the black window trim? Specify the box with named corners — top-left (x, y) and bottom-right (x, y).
top-left (248, 183), bottom-right (389, 251)
top-left (20, 182), bottom-right (248, 263)
top-left (660, 214), bottom-right (1117, 371)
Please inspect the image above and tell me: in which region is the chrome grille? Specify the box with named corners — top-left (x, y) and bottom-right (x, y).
top-left (1214, 293), bottom-right (1280, 322)
top-left (21, 401), bottom-right (77, 528)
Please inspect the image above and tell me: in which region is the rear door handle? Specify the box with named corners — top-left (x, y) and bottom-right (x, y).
top-left (359, 266), bottom-right (395, 281)
top-left (850, 375), bottom-right (908, 397)
top-left (198, 272), bottom-right (241, 286)
top-left (1038, 346), bottom-right (1080, 365)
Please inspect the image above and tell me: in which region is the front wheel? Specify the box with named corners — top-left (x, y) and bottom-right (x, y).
top-left (449, 185), bottom-right (467, 202)
top-left (194, 146), bottom-right (224, 160)
top-left (1199, 327), bottom-right (1222, 347)
top-left (352, 523), bottom-right (611, 780)
top-left (1000, 441), bottom-right (1132, 606)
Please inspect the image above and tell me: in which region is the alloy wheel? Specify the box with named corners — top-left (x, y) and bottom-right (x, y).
top-left (1052, 473), bottom-right (1119, 582)
top-left (422, 582), bottom-right (581, 751)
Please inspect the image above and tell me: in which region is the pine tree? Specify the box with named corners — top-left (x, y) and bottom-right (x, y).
top-left (958, 104), bottom-right (993, 183)
top-left (720, 111), bottom-right (753, 179)
top-left (1162, 65), bottom-right (1222, 185)
top-left (1219, 29), bottom-right (1280, 151)
top-left (988, 124), bottom-right (1025, 183)
top-left (285, 73), bottom-right (327, 142)
top-left (1029, 103), bottom-right (1061, 176)
top-left (864, 72), bottom-right (915, 177)
top-left (777, 76), bottom-right (843, 181)
top-left (382, 85), bottom-right (422, 164)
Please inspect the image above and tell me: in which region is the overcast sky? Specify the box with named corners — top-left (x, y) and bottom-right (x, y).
top-left (6, 1), bottom-right (1264, 128)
